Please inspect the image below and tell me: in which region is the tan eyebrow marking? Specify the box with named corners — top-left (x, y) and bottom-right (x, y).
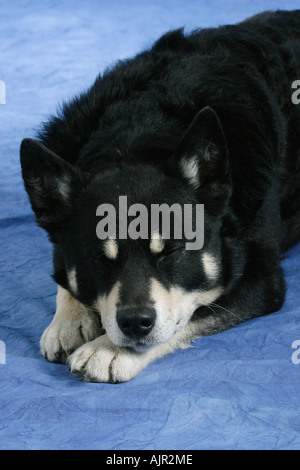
top-left (150, 233), bottom-right (165, 254)
top-left (104, 239), bottom-right (118, 260)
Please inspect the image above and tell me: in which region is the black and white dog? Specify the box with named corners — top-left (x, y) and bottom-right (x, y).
top-left (20, 10), bottom-right (300, 382)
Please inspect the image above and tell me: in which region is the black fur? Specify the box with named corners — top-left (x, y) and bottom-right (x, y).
top-left (21, 10), bottom-right (300, 351)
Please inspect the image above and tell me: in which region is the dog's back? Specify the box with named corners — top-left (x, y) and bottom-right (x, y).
top-left (240, 11), bottom-right (300, 250)
top-left (38, 10), bottom-right (300, 252)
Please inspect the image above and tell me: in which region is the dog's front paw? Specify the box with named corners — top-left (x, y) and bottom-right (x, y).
top-left (40, 311), bottom-right (102, 363)
top-left (68, 335), bottom-right (147, 383)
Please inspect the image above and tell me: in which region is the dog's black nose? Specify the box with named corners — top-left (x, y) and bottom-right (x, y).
top-left (117, 307), bottom-right (156, 339)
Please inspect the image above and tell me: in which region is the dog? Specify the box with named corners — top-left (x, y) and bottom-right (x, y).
top-left (20, 10), bottom-right (300, 382)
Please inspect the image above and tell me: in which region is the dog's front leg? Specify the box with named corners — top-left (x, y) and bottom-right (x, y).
top-left (40, 286), bottom-right (102, 363)
top-left (68, 323), bottom-right (199, 383)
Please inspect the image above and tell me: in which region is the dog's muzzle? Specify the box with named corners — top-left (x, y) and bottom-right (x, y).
top-left (116, 306), bottom-right (156, 340)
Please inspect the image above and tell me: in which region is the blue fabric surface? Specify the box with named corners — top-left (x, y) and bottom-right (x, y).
top-left (1, 0), bottom-right (300, 450)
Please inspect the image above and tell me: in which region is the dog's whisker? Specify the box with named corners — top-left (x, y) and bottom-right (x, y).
top-left (210, 302), bottom-right (236, 317)
top-left (205, 304), bottom-right (217, 316)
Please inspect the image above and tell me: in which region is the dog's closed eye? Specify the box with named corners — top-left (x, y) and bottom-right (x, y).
top-left (157, 246), bottom-right (185, 267)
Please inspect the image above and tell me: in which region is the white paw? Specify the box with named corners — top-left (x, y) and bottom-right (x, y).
top-left (40, 311), bottom-right (102, 363)
top-left (68, 335), bottom-right (147, 383)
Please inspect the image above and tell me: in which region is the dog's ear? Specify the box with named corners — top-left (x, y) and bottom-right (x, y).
top-left (20, 138), bottom-right (84, 234)
top-left (176, 106), bottom-right (230, 194)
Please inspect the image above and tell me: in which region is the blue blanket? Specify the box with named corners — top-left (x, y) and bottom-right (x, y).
top-left (1, 0), bottom-right (300, 450)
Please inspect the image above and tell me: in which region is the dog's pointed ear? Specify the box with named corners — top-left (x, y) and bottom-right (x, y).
top-left (176, 106), bottom-right (230, 194)
top-left (20, 138), bottom-right (84, 233)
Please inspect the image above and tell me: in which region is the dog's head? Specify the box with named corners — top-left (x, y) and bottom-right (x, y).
top-left (20, 107), bottom-right (234, 351)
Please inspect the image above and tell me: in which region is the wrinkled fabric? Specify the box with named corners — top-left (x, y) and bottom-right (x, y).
top-left (0, 0), bottom-right (300, 450)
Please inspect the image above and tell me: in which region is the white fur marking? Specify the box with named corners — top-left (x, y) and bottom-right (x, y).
top-left (68, 268), bottom-right (78, 295)
top-left (104, 238), bottom-right (118, 260)
top-left (202, 253), bottom-right (220, 281)
top-left (180, 156), bottom-right (199, 189)
top-left (57, 179), bottom-right (71, 200)
top-left (96, 282), bottom-right (123, 346)
top-left (150, 233), bottom-right (165, 254)
top-left (149, 278), bottom-right (223, 344)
